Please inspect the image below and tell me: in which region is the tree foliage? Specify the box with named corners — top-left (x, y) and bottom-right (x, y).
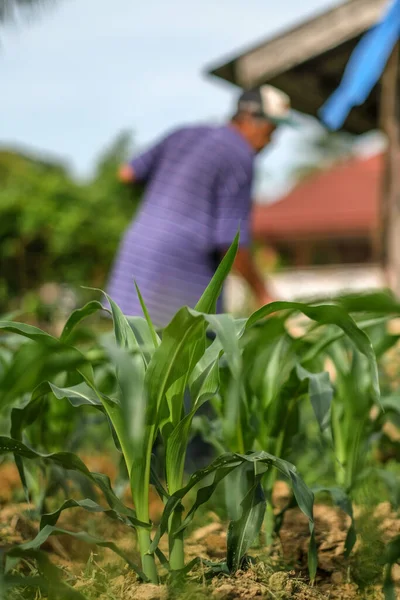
top-left (0, 132), bottom-right (142, 311)
top-left (0, 0), bottom-right (55, 23)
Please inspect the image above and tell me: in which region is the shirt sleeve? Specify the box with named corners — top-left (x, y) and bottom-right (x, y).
top-left (214, 155), bottom-right (253, 249)
top-left (129, 135), bottom-right (167, 182)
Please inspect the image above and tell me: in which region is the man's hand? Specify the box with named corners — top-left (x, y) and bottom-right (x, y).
top-left (118, 164), bottom-right (136, 184)
top-left (230, 247), bottom-right (276, 309)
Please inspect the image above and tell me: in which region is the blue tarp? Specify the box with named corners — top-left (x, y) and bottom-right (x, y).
top-left (319, 0), bottom-right (400, 130)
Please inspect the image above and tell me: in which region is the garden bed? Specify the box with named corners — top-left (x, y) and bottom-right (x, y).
top-left (1, 461), bottom-right (399, 600)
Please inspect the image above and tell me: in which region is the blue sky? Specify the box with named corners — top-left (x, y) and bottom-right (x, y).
top-left (1, 0), bottom-right (348, 196)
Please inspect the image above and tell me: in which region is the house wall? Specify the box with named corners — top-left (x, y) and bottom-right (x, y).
top-left (225, 264), bottom-right (385, 314)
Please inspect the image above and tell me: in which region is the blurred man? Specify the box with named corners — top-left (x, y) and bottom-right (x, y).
top-left (108, 86), bottom-right (292, 325)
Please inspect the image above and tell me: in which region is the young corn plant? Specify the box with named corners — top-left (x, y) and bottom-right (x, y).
top-left (0, 305), bottom-right (109, 514)
top-left (324, 312), bottom-right (400, 498)
top-left (0, 234), bottom-right (318, 592)
top-left (196, 299), bottom-right (381, 548)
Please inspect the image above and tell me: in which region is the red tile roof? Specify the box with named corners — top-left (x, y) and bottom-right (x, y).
top-left (252, 154), bottom-right (382, 241)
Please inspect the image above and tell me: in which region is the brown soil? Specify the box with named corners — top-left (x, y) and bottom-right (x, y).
top-left (1, 496), bottom-right (399, 600)
top-left (1, 463), bottom-right (399, 599)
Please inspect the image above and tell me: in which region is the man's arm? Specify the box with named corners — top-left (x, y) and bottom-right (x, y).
top-left (118, 164), bottom-right (136, 184)
top-left (118, 133), bottom-right (169, 184)
top-left (231, 247), bottom-right (274, 307)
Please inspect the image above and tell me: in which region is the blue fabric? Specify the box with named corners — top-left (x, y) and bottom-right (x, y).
top-left (319, 0), bottom-right (400, 130)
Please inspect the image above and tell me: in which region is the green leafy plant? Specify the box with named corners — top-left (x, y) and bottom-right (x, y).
top-left (195, 298), bottom-right (381, 548)
top-left (0, 235), bottom-right (318, 592)
top-left (0, 136), bottom-right (142, 314)
top-left (321, 294), bottom-right (400, 498)
top-left (0, 302), bottom-right (111, 513)
top-left (382, 535), bottom-right (400, 600)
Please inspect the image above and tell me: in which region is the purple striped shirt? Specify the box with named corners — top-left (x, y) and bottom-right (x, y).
top-left (107, 124), bottom-right (255, 326)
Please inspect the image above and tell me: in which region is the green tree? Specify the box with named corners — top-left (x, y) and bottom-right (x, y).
top-left (0, 132), bottom-right (142, 312)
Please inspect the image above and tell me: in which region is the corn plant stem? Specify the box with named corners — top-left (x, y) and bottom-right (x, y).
top-left (345, 418), bottom-right (367, 493)
top-left (235, 390), bottom-right (246, 456)
top-left (262, 415), bottom-right (286, 547)
top-left (137, 528), bottom-right (159, 584)
top-left (128, 434), bottom-right (159, 584)
top-left (168, 507), bottom-right (185, 571)
top-left (331, 402), bottom-right (346, 488)
top-left (167, 457), bottom-right (186, 571)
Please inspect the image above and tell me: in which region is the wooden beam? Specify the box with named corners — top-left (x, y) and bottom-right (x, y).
top-left (269, 71), bottom-right (375, 132)
top-left (233, 0), bottom-right (387, 88)
top-left (380, 43), bottom-right (400, 296)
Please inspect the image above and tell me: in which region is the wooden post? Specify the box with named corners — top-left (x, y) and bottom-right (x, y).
top-left (380, 43), bottom-right (400, 296)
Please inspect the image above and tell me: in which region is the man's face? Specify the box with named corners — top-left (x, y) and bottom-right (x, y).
top-left (250, 118), bottom-right (277, 153)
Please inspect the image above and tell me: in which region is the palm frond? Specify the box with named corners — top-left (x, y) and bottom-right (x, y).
top-left (0, 0), bottom-right (56, 23)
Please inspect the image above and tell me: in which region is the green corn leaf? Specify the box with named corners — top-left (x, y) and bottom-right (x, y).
top-left (227, 475), bottom-right (266, 572)
top-left (195, 232), bottom-right (239, 314)
top-left (223, 463), bottom-right (254, 521)
top-left (10, 381), bottom-right (108, 503)
top-left (48, 381), bottom-right (103, 406)
top-left (90, 471), bottom-right (146, 523)
top-left (6, 525), bottom-right (148, 582)
top-left (0, 436), bottom-right (95, 476)
top-left (0, 321), bottom-right (56, 343)
top-left (205, 314), bottom-right (243, 379)
top-left (247, 302), bottom-right (380, 405)
top-left (127, 316), bottom-right (160, 366)
top-left (11, 395), bottom-right (47, 441)
top-left (374, 334), bottom-right (400, 359)
top-left (296, 365), bottom-right (333, 432)
top-left (90, 289), bottom-right (139, 351)
top-left (0, 436), bottom-right (147, 526)
top-left (150, 451), bottom-right (316, 578)
top-left (379, 395), bottom-right (400, 415)
top-left (105, 345), bottom-right (147, 471)
top-left (134, 282), bottom-right (159, 349)
top-left (10, 391), bottom-right (55, 502)
top-left (60, 300), bottom-right (105, 342)
top-left (191, 357), bottom-right (221, 411)
top-left (337, 290), bottom-right (400, 315)
top-left (300, 315), bottom-right (391, 364)
top-left (3, 548), bottom-right (89, 599)
top-left (0, 343), bottom-right (93, 410)
top-left (150, 460), bottom-right (170, 501)
top-left (101, 344), bottom-right (152, 527)
top-left (166, 359), bottom-right (220, 494)
top-left (199, 314), bottom-right (247, 453)
top-left (40, 498), bottom-right (133, 530)
top-left (145, 307), bottom-right (207, 427)
top-left (150, 458), bottom-right (236, 552)
top-left (154, 547), bottom-right (170, 572)
top-left (189, 335), bottom-right (223, 386)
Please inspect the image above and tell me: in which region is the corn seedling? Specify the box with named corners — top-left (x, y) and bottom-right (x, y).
top-left (0, 235), bottom-right (317, 592)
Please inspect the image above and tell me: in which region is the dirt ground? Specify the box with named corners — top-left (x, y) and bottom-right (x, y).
top-left (1, 463), bottom-right (399, 600)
